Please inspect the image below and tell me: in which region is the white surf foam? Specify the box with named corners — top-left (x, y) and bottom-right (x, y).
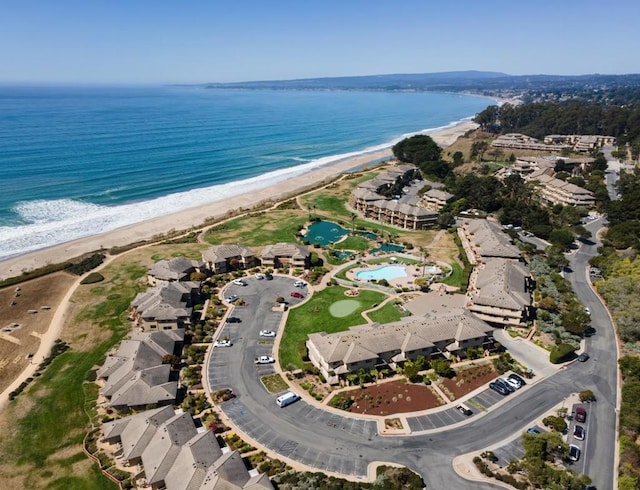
top-left (0, 117), bottom-right (473, 261)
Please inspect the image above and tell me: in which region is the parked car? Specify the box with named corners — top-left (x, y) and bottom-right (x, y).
top-left (496, 378), bottom-right (515, 392)
top-left (577, 353), bottom-right (590, 362)
top-left (265, 273), bottom-right (273, 280)
top-left (505, 377), bottom-right (521, 390)
top-left (290, 291), bottom-right (304, 299)
top-left (568, 444), bottom-right (581, 462)
top-left (226, 295), bottom-right (239, 303)
top-left (456, 404), bottom-right (472, 416)
top-left (584, 306), bottom-right (591, 315)
top-left (294, 280), bottom-right (306, 287)
top-left (575, 407), bottom-right (587, 423)
top-left (508, 373), bottom-right (526, 386)
top-left (214, 339), bottom-right (232, 347)
top-left (227, 316), bottom-right (241, 323)
top-left (526, 428), bottom-right (540, 434)
top-left (489, 381), bottom-right (509, 396)
top-left (254, 355), bottom-right (275, 364)
top-left (255, 273), bottom-right (264, 280)
top-left (573, 425), bottom-right (585, 441)
top-left (233, 279), bottom-right (247, 286)
top-left (259, 330), bottom-right (276, 337)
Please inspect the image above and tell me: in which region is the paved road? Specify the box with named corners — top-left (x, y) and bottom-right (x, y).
top-left (207, 249), bottom-right (618, 489)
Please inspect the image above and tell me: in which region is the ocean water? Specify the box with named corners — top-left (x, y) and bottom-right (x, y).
top-left (0, 86), bottom-right (491, 260)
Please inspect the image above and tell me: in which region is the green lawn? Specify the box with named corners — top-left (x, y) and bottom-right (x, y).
top-left (438, 261), bottom-right (470, 289)
top-left (368, 302), bottom-right (405, 324)
top-left (279, 285), bottom-right (388, 369)
top-left (0, 260), bottom-right (146, 489)
top-left (334, 235), bottom-right (370, 251)
top-left (204, 210), bottom-right (307, 246)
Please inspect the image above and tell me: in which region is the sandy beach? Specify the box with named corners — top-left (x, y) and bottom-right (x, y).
top-left (0, 120), bottom-right (477, 281)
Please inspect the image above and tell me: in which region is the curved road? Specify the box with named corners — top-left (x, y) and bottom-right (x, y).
top-left (208, 237), bottom-right (618, 490)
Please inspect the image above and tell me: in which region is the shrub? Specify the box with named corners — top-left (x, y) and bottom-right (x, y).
top-left (80, 272), bottom-right (104, 284)
top-left (549, 343), bottom-right (576, 363)
top-left (579, 389), bottom-right (596, 402)
top-left (542, 415), bottom-right (567, 432)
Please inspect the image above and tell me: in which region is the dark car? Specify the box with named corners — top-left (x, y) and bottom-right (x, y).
top-left (456, 404), bottom-right (472, 416)
top-left (508, 373), bottom-right (526, 386)
top-left (489, 381), bottom-right (509, 396)
top-left (577, 353), bottom-right (590, 362)
top-left (568, 444), bottom-right (581, 462)
top-left (573, 425), bottom-right (585, 441)
top-left (526, 427), bottom-right (540, 434)
top-left (227, 317), bottom-right (241, 323)
top-left (265, 273), bottom-right (273, 280)
top-left (575, 407), bottom-right (587, 423)
top-left (496, 378), bottom-right (515, 393)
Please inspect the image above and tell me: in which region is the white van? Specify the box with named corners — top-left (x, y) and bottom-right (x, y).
top-left (276, 391), bottom-right (299, 408)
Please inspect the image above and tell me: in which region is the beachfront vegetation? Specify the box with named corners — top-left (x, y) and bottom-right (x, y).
top-left (0, 257), bottom-right (147, 489)
top-left (279, 285), bottom-right (387, 369)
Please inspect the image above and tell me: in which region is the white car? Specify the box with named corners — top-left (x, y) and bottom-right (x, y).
top-left (259, 330), bottom-right (276, 337)
top-left (584, 306), bottom-right (591, 315)
top-left (294, 280), bottom-right (306, 288)
top-left (254, 355), bottom-right (275, 364)
top-left (233, 279), bottom-right (247, 286)
top-left (505, 377), bottom-right (521, 390)
top-left (255, 273), bottom-right (264, 280)
top-left (226, 295), bottom-right (238, 303)
top-left (214, 339), bottom-right (232, 347)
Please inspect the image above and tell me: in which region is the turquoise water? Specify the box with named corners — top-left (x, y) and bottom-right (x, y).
top-left (356, 265), bottom-right (408, 281)
top-left (370, 243), bottom-right (406, 253)
top-left (0, 86), bottom-right (491, 259)
top-left (333, 251), bottom-right (354, 260)
top-left (305, 221), bottom-right (349, 246)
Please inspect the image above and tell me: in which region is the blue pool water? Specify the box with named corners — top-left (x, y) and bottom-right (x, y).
top-left (356, 265), bottom-right (408, 281)
top-left (333, 250), bottom-right (354, 260)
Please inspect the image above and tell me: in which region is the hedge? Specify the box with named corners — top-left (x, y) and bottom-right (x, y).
top-left (550, 343), bottom-right (576, 364)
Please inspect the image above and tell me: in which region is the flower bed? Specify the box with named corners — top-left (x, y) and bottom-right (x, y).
top-left (329, 380), bottom-right (445, 415)
top-left (438, 363), bottom-right (497, 400)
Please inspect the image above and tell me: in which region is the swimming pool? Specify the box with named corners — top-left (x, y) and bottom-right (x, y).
top-left (356, 265), bottom-right (408, 281)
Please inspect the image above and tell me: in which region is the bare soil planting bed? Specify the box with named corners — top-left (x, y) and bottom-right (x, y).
top-left (332, 380), bottom-right (445, 415)
top-left (438, 363), bottom-right (498, 400)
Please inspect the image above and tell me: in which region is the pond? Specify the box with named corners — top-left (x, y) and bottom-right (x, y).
top-left (332, 250), bottom-right (355, 260)
top-left (305, 221), bottom-right (349, 246)
top-left (370, 243), bottom-right (405, 254)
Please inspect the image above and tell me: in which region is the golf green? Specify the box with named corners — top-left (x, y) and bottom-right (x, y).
top-left (329, 299), bottom-right (361, 318)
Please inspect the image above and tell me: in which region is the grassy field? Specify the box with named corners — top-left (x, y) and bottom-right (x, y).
top-left (334, 235), bottom-right (370, 251)
top-left (0, 255), bottom-right (148, 489)
top-left (367, 302), bottom-right (405, 324)
top-left (204, 209), bottom-right (307, 246)
top-left (279, 285), bottom-right (388, 369)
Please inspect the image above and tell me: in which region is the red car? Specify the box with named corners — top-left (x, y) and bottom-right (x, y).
top-left (575, 407), bottom-right (587, 423)
top-left (290, 292), bottom-right (304, 299)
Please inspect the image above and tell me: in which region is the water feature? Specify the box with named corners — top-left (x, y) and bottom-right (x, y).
top-left (356, 265), bottom-right (408, 281)
top-left (305, 220), bottom-right (349, 246)
top-left (370, 243), bottom-right (405, 254)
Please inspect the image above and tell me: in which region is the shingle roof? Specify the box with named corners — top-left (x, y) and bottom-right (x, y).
top-left (163, 431), bottom-right (223, 490)
top-left (472, 258), bottom-right (531, 310)
top-left (148, 258), bottom-right (203, 282)
top-left (464, 219), bottom-right (521, 260)
top-left (261, 243), bottom-right (309, 260)
top-left (202, 244), bottom-right (255, 264)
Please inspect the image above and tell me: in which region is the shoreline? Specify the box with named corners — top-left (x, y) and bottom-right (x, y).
top-left (0, 119), bottom-right (477, 281)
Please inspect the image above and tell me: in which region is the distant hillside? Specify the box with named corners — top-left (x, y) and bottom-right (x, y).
top-left (205, 70), bottom-right (509, 91)
top-left (203, 71), bottom-right (640, 97)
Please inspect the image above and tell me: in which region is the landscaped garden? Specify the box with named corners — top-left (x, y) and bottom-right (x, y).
top-left (328, 379), bottom-right (446, 415)
top-left (279, 285), bottom-right (388, 369)
top-left (437, 362), bottom-right (498, 401)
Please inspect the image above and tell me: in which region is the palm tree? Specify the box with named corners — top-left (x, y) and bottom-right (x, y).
top-left (351, 212), bottom-right (357, 235)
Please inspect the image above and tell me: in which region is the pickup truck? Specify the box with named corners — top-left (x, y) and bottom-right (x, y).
top-left (254, 355), bottom-right (275, 364)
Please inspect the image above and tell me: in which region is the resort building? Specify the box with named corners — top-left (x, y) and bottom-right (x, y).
top-left (525, 169), bottom-right (595, 207)
top-left (467, 258), bottom-right (534, 327)
top-left (307, 310), bottom-right (494, 385)
top-left (101, 408), bottom-right (273, 490)
top-left (420, 188), bottom-right (455, 211)
top-left (260, 242), bottom-right (310, 269)
top-left (349, 164), bottom-right (439, 230)
top-left (458, 218), bottom-right (522, 265)
top-left (98, 329), bottom-right (183, 410)
top-left (147, 257), bottom-right (204, 285)
top-left (130, 281), bottom-right (201, 331)
top-left (543, 134), bottom-right (616, 151)
top-left (491, 133), bottom-right (566, 152)
top-left (202, 244), bottom-right (257, 273)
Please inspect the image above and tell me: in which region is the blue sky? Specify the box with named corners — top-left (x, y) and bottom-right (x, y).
top-left (2, 0), bottom-right (638, 84)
